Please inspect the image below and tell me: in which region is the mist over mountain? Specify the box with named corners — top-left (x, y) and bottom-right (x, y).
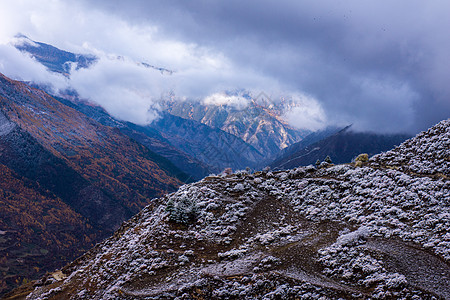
top-left (13, 34), bottom-right (97, 76)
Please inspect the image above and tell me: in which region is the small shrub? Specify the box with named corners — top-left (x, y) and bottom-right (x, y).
top-left (355, 153), bottom-right (369, 162)
top-left (165, 195), bottom-right (199, 225)
top-left (354, 153), bottom-right (369, 167)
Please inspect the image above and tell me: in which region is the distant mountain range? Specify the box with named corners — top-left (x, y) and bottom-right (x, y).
top-left (163, 98), bottom-right (310, 160)
top-left (53, 94), bottom-right (264, 176)
top-left (11, 35), bottom-right (414, 174)
top-left (271, 125), bottom-right (411, 170)
top-left (11, 35), bottom-right (411, 174)
top-left (13, 36), bottom-right (310, 170)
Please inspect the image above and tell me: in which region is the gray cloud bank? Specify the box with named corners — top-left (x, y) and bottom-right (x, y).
top-left (1, 0), bottom-right (449, 133)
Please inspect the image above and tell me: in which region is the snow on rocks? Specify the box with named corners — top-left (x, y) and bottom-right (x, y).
top-left (371, 118), bottom-right (450, 177)
top-left (26, 120), bottom-right (450, 299)
top-left (0, 110), bottom-right (16, 136)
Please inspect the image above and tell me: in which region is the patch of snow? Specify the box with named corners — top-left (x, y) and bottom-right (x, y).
top-left (0, 110), bottom-right (15, 136)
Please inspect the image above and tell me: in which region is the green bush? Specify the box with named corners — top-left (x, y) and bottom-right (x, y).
top-left (165, 195), bottom-right (199, 225)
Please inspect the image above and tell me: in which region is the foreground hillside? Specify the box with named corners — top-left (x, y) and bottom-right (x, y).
top-left (15, 119), bottom-right (449, 299)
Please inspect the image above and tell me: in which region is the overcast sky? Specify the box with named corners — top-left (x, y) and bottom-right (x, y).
top-left (0, 0), bottom-right (449, 133)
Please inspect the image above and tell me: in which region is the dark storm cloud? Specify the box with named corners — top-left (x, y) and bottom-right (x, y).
top-left (1, 1), bottom-right (448, 132)
top-left (80, 0), bottom-right (450, 133)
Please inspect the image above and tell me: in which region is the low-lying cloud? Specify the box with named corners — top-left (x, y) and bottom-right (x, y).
top-left (0, 0), bottom-right (449, 133)
top-left (0, 44), bottom-right (68, 92)
top-left (203, 93), bottom-right (249, 110)
top-left (283, 94), bottom-right (327, 132)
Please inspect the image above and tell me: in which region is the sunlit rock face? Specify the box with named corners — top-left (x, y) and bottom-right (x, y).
top-left (163, 99), bottom-right (310, 160)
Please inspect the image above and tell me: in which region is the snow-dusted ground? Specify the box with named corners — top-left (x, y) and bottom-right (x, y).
top-left (25, 119), bottom-right (450, 299)
top-left (371, 119), bottom-right (450, 177)
top-left (0, 110), bottom-right (16, 136)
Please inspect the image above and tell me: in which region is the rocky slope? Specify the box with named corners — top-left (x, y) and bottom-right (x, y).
top-left (17, 119), bottom-right (450, 299)
top-left (270, 126), bottom-right (411, 170)
top-left (149, 112), bottom-right (264, 172)
top-left (0, 73), bottom-right (186, 296)
top-left (163, 98), bottom-right (309, 160)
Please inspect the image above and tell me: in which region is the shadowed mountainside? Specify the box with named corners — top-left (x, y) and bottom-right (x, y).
top-left (0, 73), bottom-right (186, 296)
top-left (270, 126), bottom-right (411, 170)
top-left (149, 112), bottom-right (264, 172)
top-left (0, 163), bottom-right (97, 296)
top-left (53, 96), bottom-right (213, 181)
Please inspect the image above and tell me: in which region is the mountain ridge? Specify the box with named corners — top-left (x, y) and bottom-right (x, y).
top-left (13, 34), bottom-right (97, 76)
top-left (0, 73), bottom-right (183, 212)
top-left (163, 98), bottom-right (309, 160)
top-left (270, 125), bottom-right (411, 170)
